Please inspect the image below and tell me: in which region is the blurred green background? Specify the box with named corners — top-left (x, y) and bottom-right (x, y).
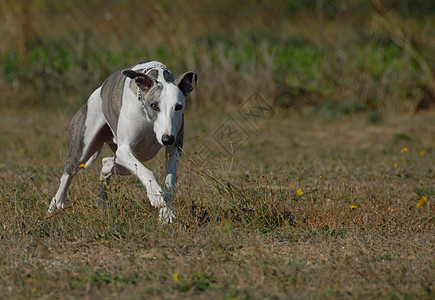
top-left (0, 0), bottom-right (434, 117)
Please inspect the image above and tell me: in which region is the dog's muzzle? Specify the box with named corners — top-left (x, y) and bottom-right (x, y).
top-left (161, 134), bottom-right (175, 146)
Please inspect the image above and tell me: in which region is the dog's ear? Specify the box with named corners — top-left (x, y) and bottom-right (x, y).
top-left (122, 69), bottom-right (156, 91)
top-left (175, 71), bottom-right (199, 96)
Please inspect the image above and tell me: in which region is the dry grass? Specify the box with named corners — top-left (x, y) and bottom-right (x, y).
top-left (0, 1), bottom-right (434, 298)
top-left (0, 106), bottom-right (433, 299)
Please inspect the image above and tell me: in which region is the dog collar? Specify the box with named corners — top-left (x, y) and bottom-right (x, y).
top-left (142, 63), bottom-right (170, 75)
top-left (138, 89), bottom-right (146, 109)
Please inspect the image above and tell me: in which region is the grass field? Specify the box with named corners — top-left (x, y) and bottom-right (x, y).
top-left (0, 106), bottom-right (433, 298)
top-left (0, 0), bottom-right (434, 299)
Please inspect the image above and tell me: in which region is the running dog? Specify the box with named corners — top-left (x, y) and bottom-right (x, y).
top-left (49, 61), bottom-right (198, 224)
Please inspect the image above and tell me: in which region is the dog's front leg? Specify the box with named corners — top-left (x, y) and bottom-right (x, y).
top-left (115, 145), bottom-right (174, 223)
top-left (159, 146), bottom-right (181, 222)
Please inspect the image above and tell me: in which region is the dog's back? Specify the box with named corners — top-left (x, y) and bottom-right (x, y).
top-left (101, 71), bottom-right (125, 134)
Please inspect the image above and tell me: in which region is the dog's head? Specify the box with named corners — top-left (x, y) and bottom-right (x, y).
top-left (122, 68), bottom-right (198, 147)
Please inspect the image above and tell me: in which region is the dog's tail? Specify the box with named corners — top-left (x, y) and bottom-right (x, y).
top-left (83, 148), bottom-right (103, 169)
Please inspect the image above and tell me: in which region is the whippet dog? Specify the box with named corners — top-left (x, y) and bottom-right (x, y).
top-left (49, 61), bottom-right (198, 224)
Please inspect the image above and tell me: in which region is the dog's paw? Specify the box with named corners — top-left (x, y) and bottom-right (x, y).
top-left (159, 205), bottom-right (176, 225)
top-left (147, 192), bottom-right (166, 208)
top-left (48, 197), bottom-right (65, 214)
top-left (146, 181), bottom-right (166, 207)
top-left (146, 182), bottom-right (175, 224)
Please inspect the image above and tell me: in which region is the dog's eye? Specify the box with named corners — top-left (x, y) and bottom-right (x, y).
top-left (175, 104), bottom-right (183, 111)
top-left (150, 103), bottom-right (159, 111)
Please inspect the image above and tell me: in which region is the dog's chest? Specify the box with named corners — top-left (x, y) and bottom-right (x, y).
top-left (132, 137), bottom-right (162, 162)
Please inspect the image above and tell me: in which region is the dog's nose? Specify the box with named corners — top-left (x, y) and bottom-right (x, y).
top-left (162, 134), bottom-right (175, 146)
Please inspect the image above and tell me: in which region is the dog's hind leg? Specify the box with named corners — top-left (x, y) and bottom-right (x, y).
top-left (49, 173), bottom-right (74, 212)
top-left (49, 103), bottom-right (89, 213)
top-left (50, 88), bottom-right (111, 213)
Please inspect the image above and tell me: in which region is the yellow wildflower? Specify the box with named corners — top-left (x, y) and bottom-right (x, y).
top-left (349, 205), bottom-right (357, 209)
top-left (417, 196), bottom-right (428, 208)
top-left (401, 147), bottom-right (408, 153)
top-left (296, 189), bottom-right (303, 196)
top-left (78, 163), bottom-right (86, 168)
top-left (173, 273), bottom-right (180, 282)
top-left (418, 151), bottom-right (425, 157)
top-left (393, 163), bottom-right (398, 168)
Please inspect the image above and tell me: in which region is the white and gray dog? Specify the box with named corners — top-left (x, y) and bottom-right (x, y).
top-left (49, 61), bottom-right (198, 223)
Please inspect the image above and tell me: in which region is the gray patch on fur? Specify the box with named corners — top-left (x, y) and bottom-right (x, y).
top-left (101, 70), bottom-right (126, 133)
top-left (175, 114), bottom-right (184, 152)
top-left (144, 84), bottom-right (163, 122)
top-left (147, 69), bottom-right (159, 80)
top-left (164, 70), bottom-right (174, 82)
top-left (64, 103), bottom-right (88, 175)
